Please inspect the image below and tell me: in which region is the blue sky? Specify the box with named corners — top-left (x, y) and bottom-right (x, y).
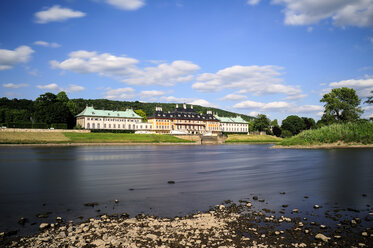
top-left (1, 0), bottom-right (373, 121)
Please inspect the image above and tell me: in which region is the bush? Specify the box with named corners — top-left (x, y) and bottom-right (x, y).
top-left (50, 123), bottom-right (68, 129)
top-left (281, 130), bottom-right (293, 138)
top-left (5, 122), bottom-right (33, 128)
top-left (32, 123), bottom-right (48, 129)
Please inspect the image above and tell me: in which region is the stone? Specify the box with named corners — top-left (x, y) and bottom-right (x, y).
top-left (84, 202), bottom-right (99, 207)
top-left (39, 223), bottom-right (49, 230)
top-left (91, 239), bottom-right (105, 246)
top-left (315, 233), bottom-right (330, 242)
top-left (58, 232), bottom-right (66, 238)
top-left (56, 217), bottom-right (62, 222)
top-left (219, 205), bottom-right (225, 210)
top-left (246, 202), bottom-right (252, 208)
top-left (314, 205), bottom-right (320, 209)
top-left (362, 232), bottom-right (368, 237)
top-left (253, 196), bottom-right (258, 200)
top-left (320, 225), bottom-right (326, 229)
top-left (18, 217), bottom-right (28, 225)
top-left (146, 234), bottom-right (157, 240)
top-left (167, 181), bottom-right (175, 184)
top-left (114, 199), bottom-right (119, 204)
top-left (292, 209), bottom-right (298, 213)
top-left (275, 231), bottom-right (280, 235)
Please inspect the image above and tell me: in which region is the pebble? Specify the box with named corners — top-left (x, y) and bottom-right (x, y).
top-left (114, 199), bottom-right (119, 203)
top-left (39, 223), bottom-right (49, 230)
top-left (315, 233), bottom-right (330, 242)
top-left (292, 208), bottom-right (299, 213)
top-left (246, 202), bottom-right (252, 208)
top-left (314, 205), bottom-right (320, 209)
top-left (361, 232), bottom-right (368, 237)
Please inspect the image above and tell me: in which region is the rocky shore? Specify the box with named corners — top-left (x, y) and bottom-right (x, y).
top-left (1, 198), bottom-right (372, 248)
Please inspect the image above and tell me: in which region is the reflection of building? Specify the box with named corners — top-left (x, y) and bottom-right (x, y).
top-left (148, 104), bottom-right (220, 134)
top-left (76, 106), bottom-right (152, 130)
top-left (215, 115), bottom-right (249, 133)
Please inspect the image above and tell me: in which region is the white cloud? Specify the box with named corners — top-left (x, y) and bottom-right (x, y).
top-left (66, 84), bottom-right (85, 93)
top-left (192, 65), bottom-right (302, 98)
top-left (37, 83), bottom-right (61, 91)
top-left (219, 93), bottom-right (248, 101)
top-left (140, 90), bottom-right (165, 98)
top-left (34, 41), bottom-right (61, 48)
top-left (272, 0), bottom-right (373, 27)
top-left (2, 83), bottom-right (28, 89)
top-left (247, 0), bottom-right (261, 5)
top-left (51, 50), bottom-right (200, 86)
top-left (35, 5), bottom-right (86, 24)
top-left (328, 78), bottom-right (373, 97)
top-left (124, 61), bottom-right (200, 86)
top-left (36, 83), bottom-right (85, 93)
top-left (249, 111), bottom-right (261, 116)
top-left (105, 0), bottom-right (145, 10)
top-left (50, 50), bottom-right (139, 77)
top-left (104, 87), bottom-right (136, 100)
top-left (282, 94), bottom-right (307, 100)
top-left (233, 100), bottom-right (323, 114)
top-left (160, 96), bottom-right (216, 108)
top-left (0, 46), bottom-right (34, 70)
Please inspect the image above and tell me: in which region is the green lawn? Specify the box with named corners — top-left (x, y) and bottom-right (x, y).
top-left (278, 122), bottom-right (373, 146)
top-left (225, 134), bottom-right (282, 143)
top-left (62, 132), bottom-right (192, 143)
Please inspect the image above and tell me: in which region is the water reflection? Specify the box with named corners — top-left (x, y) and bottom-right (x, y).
top-left (0, 145), bottom-right (372, 235)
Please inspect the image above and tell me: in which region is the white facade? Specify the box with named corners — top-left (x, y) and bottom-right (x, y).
top-left (215, 115), bottom-right (249, 133)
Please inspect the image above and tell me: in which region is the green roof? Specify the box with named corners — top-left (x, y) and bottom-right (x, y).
top-left (214, 115), bottom-right (248, 124)
top-left (76, 106), bottom-right (142, 119)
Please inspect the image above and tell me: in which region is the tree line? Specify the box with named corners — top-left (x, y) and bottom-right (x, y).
top-left (251, 87), bottom-right (372, 137)
top-left (0, 92), bottom-right (255, 129)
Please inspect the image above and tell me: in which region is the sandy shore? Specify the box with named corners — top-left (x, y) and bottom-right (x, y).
top-left (2, 199), bottom-right (372, 248)
top-left (272, 143), bottom-right (373, 149)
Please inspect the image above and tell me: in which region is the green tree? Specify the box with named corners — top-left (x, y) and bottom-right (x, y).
top-left (302, 117), bottom-right (316, 130)
top-left (271, 119), bottom-right (279, 127)
top-left (253, 114), bottom-right (270, 132)
top-left (320, 87), bottom-right (363, 124)
top-left (365, 91), bottom-right (373, 105)
top-left (281, 115), bottom-right (306, 136)
top-left (272, 126), bottom-right (282, 137)
top-left (135, 109), bottom-right (147, 122)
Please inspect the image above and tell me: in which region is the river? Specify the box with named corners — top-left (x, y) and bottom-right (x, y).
top-left (0, 144), bottom-right (372, 235)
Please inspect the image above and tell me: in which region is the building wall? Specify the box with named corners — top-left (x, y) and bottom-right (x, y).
top-left (79, 116), bottom-right (152, 130)
top-left (220, 122), bottom-right (249, 133)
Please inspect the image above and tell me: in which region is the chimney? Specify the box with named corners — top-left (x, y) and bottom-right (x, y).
top-left (176, 104), bottom-right (179, 108)
top-left (183, 103), bottom-right (186, 109)
top-left (207, 110), bottom-right (212, 115)
top-left (156, 106), bottom-right (163, 112)
top-left (191, 105), bottom-right (193, 109)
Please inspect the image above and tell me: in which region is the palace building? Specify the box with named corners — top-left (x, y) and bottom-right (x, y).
top-left (214, 115), bottom-right (249, 133)
top-left (148, 104), bottom-right (220, 134)
top-left (76, 106), bottom-right (152, 131)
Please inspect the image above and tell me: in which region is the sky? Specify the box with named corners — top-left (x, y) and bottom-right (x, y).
top-left (0, 0), bottom-right (373, 122)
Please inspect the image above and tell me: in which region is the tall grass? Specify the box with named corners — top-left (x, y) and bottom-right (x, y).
top-left (225, 134), bottom-right (282, 143)
top-left (279, 122), bottom-right (373, 146)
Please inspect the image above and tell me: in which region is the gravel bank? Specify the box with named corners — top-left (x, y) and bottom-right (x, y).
top-left (2, 200), bottom-right (372, 248)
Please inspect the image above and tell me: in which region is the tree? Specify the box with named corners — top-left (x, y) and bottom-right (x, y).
top-left (281, 115), bottom-right (306, 136)
top-left (320, 87), bottom-right (363, 124)
top-left (253, 114), bottom-right (270, 132)
top-left (272, 126), bottom-right (282, 137)
top-left (135, 109), bottom-right (147, 122)
top-left (365, 91), bottom-right (373, 104)
top-left (271, 119), bottom-right (279, 127)
top-left (302, 117), bottom-right (316, 130)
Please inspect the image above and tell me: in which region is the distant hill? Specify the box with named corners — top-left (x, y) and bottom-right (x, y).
top-left (71, 98), bottom-right (255, 122)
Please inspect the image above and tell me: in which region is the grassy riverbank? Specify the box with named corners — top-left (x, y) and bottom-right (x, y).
top-left (278, 122), bottom-right (373, 147)
top-left (0, 132), bottom-right (191, 144)
top-left (225, 134), bottom-right (282, 143)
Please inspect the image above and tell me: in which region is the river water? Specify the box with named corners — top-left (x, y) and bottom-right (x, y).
top-left (0, 144), bottom-right (372, 235)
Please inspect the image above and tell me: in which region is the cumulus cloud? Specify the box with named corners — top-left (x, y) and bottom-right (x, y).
top-left (233, 100), bottom-right (323, 114)
top-left (0, 46), bottom-right (34, 70)
top-left (247, 0), bottom-right (261, 5)
top-left (50, 50), bottom-right (139, 77)
top-left (51, 50), bottom-right (200, 86)
top-left (192, 65), bottom-right (302, 98)
top-left (124, 61), bottom-right (200, 86)
top-left (219, 94), bottom-right (248, 101)
top-left (104, 87), bottom-right (136, 100)
top-left (35, 5), bottom-right (86, 24)
top-left (327, 78), bottom-right (373, 97)
top-left (34, 41), bottom-right (61, 48)
top-left (2, 83), bottom-right (28, 89)
top-left (36, 83), bottom-right (85, 93)
top-left (139, 90), bottom-right (165, 99)
top-left (272, 0), bottom-right (373, 27)
top-left (37, 83), bottom-right (61, 91)
top-left (160, 96), bottom-right (216, 108)
top-left (105, 0), bottom-right (145, 10)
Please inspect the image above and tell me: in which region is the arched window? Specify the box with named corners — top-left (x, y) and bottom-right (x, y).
top-left (87, 123), bottom-right (90, 129)
top-left (92, 123), bottom-right (95, 129)
top-left (97, 123), bottom-right (100, 129)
